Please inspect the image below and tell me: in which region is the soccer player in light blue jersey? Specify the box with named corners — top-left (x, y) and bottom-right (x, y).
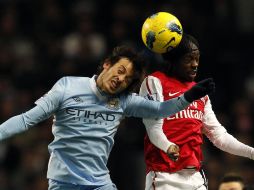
top-left (0, 46), bottom-right (215, 190)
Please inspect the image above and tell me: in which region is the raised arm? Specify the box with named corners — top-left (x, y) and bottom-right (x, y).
top-left (139, 76), bottom-right (176, 154)
top-left (0, 105), bottom-right (50, 140)
top-left (124, 77), bottom-right (215, 119)
top-left (139, 76), bottom-right (190, 160)
top-left (0, 77), bottom-right (66, 140)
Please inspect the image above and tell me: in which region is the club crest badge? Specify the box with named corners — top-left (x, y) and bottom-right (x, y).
top-left (106, 98), bottom-right (120, 110)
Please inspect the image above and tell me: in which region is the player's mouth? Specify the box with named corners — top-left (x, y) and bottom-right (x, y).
top-left (189, 69), bottom-right (197, 77)
top-left (110, 80), bottom-right (119, 90)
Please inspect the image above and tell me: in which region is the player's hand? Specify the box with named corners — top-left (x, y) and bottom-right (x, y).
top-left (167, 144), bottom-right (180, 162)
top-left (184, 78), bottom-right (215, 102)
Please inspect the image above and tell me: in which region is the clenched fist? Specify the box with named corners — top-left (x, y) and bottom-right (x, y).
top-left (184, 78), bottom-right (215, 102)
top-left (167, 144), bottom-right (180, 162)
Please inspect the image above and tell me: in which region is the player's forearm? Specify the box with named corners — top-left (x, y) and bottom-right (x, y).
top-left (157, 94), bottom-right (190, 118)
top-left (126, 94), bottom-right (190, 118)
top-left (0, 114), bottom-right (29, 140)
top-left (212, 132), bottom-right (254, 160)
top-left (202, 100), bottom-right (254, 159)
top-left (144, 119), bottom-right (174, 153)
top-left (0, 105), bottom-right (49, 140)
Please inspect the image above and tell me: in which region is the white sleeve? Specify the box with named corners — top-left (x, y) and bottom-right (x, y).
top-left (139, 76), bottom-right (175, 153)
top-left (202, 98), bottom-right (254, 160)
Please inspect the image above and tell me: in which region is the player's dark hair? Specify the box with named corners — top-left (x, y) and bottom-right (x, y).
top-left (160, 33), bottom-right (199, 75)
top-left (162, 33), bottom-right (199, 64)
top-left (219, 173), bottom-right (245, 190)
top-left (97, 45), bottom-right (145, 93)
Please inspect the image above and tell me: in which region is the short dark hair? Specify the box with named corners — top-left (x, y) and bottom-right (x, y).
top-left (97, 45), bottom-right (145, 93)
top-left (220, 173), bottom-right (245, 189)
top-left (162, 33), bottom-right (199, 64)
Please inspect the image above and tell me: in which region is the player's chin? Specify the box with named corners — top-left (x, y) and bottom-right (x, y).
top-left (108, 86), bottom-right (121, 95)
top-left (187, 74), bottom-right (196, 81)
top-left (107, 89), bottom-right (117, 95)
top-left (103, 85), bottom-right (115, 95)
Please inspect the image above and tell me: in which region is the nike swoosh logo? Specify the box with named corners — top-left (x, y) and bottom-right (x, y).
top-left (168, 91), bottom-right (181, 96)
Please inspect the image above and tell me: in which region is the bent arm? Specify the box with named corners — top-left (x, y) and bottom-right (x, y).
top-left (125, 76), bottom-right (215, 118)
top-left (143, 119), bottom-right (175, 153)
top-left (202, 99), bottom-right (254, 160)
top-left (0, 105), bottom-right (50, 140)
top-left (125, 76), bottom-right (190, 118)
top-left (138, 76), bottom-right (175, 152)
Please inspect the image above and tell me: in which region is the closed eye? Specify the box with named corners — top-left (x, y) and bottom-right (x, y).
top-left (118, 69), bottom-right (125, 74)
top-left (118, 65), bottom-right (127, 74)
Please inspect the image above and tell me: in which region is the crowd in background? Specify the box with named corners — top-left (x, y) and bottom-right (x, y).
top-left (0, 0), bottom-right (254, 189)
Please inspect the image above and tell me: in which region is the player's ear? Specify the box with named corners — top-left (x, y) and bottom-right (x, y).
top-left (103, 60), bottom-right (111, 70)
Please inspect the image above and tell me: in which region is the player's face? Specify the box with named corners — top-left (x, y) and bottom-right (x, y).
top-left (97, 58), bottom-right (135, 95)
top-left (219, 182), bottom-right (243, 190)
top-left (174, 43), bottom-right (200, 82)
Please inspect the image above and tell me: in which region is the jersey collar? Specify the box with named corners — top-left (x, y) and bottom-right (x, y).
top-left (89, 75), bottom-right (109, 101)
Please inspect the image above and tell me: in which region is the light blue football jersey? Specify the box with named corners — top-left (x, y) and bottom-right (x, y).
top-left (0, 76), bottom-right (190, 186)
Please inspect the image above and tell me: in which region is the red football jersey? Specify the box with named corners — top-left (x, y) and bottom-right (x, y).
top-left (144, 71), bottom-right (208, 173)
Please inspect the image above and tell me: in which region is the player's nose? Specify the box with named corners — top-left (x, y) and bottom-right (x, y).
top-left (191, 61), bottom-right (198, 68)
top-left (118, 75), bottom-right (125, 82)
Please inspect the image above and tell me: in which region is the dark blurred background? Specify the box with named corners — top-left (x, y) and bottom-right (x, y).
top-left (0, 0), bottom-right (254, 190)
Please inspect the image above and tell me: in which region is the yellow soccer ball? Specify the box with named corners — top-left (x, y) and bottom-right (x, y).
top-left (141, 12), bottom-right (183, 54)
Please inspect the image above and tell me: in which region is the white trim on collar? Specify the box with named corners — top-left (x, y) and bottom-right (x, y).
top-left (89, 75), bottom-right (108, 101)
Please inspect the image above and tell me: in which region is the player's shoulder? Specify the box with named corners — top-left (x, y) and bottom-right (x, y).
top-left (54, 76), bottom-right (90, 90)
top-left (141, 74), bottom-right (161, 88)
top-left (145, 71), bottom-right (170, 86)
top-left (58, 76), bottom-right (89, 83)
top-left (143, 71), bottom-right (164, 82)
top-left (149, 71), bottom-right (167, 79)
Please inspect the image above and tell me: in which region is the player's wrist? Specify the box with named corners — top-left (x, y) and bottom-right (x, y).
top-left (166, 143), bottom-right (176, 152)
top-left (167, 144), bottom-right (180, 162)
top-left (183, 91), bottom-right (195, 102)
top-left (184, 78), bottom-right (215, 102)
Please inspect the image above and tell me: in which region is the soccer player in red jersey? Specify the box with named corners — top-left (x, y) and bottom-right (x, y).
top-left (139, 34), bottom-right (254, 190)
